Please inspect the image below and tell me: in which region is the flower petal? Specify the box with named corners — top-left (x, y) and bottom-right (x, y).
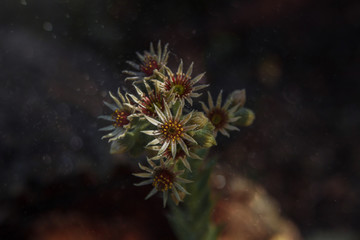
top-left (134, 179), bottom-right (153, 186)
top-left (146, 138), bottom-right (160, 146)
top-left (109, 91), bottom-right (123, 109)
top-left (172, 187), bottom-right (181, 201)
top-left (216, 90), bottom-right (223, 108)
top-left (180, 157), bottom-right (191, 172)
top-left (186, 62), bottom-right (193, 77)
top-left (171, 140), bottom-right (177, 159)
top-left (133, 172), bottom-right (152, 178)
top-left (158, 140), bottom-right (170, 155)
top-left (174, 182), bottom-right (190, 195)
top-left (219, 128), bottom-right (230, 137)
top-left (141, 130), bottom-right (160, 136)
top-left (199, 101), bottom-right (209, 113)
top-left (225, 124), bottom-right (240, 131)
top-left (178, 139), bottom-right (189, 155)
top-left (98, 115), bottom-right (115, 121)
top-left (183, 124), bottom-right (198, 131)
top-left (191, 72), bottom-right (205, 84)
top-left (144, 115), bottom-right (162, 126)
top-left (163, 191), bottom-right (168, 208)
top-left (182, 133), bottom-right (197, 144)
top-left (138, 163), bottom-right (153, 172)
top-left (207, 91), bottom-right (214, 108)
top-left (104, 101), bottom-right (118, 112)
top-left (145, 187), bottom-right (158, 200)
top-left (155, 105), bottom-right (167, 123)
top-left (175, 102), bottom-right (184, 121)
top-left (176, 176), bottom-right (193, 184)
top-left (98, 125), bottom-right (115, 131)
top-left (180, 111), bottom-right (193, 125)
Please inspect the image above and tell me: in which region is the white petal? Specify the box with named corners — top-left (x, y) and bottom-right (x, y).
top-left (171, 141), bottom-right (177, 159)
top-left (199, 101), bottom-right (209, 113)
top-left (192, 84), bottom-right (209, 91)
top-left (180, 157), bottom-right (191, 172)
top-left (144, 115), bottom-right (162, 126)
top-left (191, 72), bottom-right (205, 84)
top-left (98, 125), bottom-right (115, 131)
top-left (158, 140), bottom-right (170, 155)
top-left (176, 177), bottom-right (193, 184)
top-left (141, 130), bottom-right (160, 136)
top-left (163, 101), bottom-right (172, 119)
top-left (175, 102), bottom-right (184, 120)
top-left (98, 115), bottom-right (115, 121)
top-left (186, 97), bottom-right (193, 106)
top-left (180, 111), bottom-right (193, 125)
top-left (126, 60), bottom-right (140, 70)
top-left (177, 59), bottom-right (183, 75)
top-left (178, 139), bottom-right (189, 155)
top-left (146, 138), bottom-right (160, 146)
top-left (136, 52), bottom-right (145, 61)
top-left (109, 91), bottom-right (123, 109)
top-left (228, 103), bottom-right (241, 114)
top-left (219, 128), bottom-right (230, 137)
top-left (163, 191), bottom-right (169, 208)
top-left (138, 163), bottom-right (153, 172)
top-left (174, 182), bottom-right (190, 195)
top-left (189, 152), bottom-right (202, 160)
top-left (182, 133), bottom-right (197, 144)
top-left (127, 93), bottom-right (141, 104)
top-left (155, 105), bottom-right (167, 123)
top-left (104, 101), bottom-right (118, 112)
top-left (225, 124), bottom-right (240, 131)
top-left (101, 128), bottom-right (123, 139)
top-left (172, 187), bottom-right (181, 201)
top-left (207, 91), bottom-right (214, 108)
top-left (133, 172), bottom-right (152, 178)
top-left (216, 90), bottom-right (223, 108)
top-left (228, 116), bottom-right (241, 123)
top-left (133, 84), bottom-right (145, 97)
top-left (134, 179), bottom-right (153, 186)
top-left (183, 124), bottom-right (198, 131)
top-left (186, 62), bottom-right (193, 77)
top-left (147, 158), bottom-right (156, 168)
top-left (145, 187), bottom-right (158, 200)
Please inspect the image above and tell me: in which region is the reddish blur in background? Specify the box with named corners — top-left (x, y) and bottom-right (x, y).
top-left (0, 0), bottom-right (359, 239)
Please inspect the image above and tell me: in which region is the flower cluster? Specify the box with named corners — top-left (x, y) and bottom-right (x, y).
top-left (99, 41), bottom-right (255, 207)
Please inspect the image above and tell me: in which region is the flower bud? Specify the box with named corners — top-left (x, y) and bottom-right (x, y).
top-left (191, 121), bottom-right (217, 148)
top-left (229, 89), bottom-right (246, 107)
top-left (233, 108), bottom-right (255, 127)
top-left (187, 111), bottom-right (208, 130)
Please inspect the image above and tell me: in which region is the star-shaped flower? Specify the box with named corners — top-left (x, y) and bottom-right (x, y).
top-left (122, 41), bottom-right (169, 82)
top-left (133, 158), bottom-right (192, 207)
top-left (200, 90), bottom-right (241, 137)
top-left (98, 88), bottom-right (133, 142)
top-left (141, 101), bottom-right (198, 159)
top-left (154, 60), bottom-right (208, 105)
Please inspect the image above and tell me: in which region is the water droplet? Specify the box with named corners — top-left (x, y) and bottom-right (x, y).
top-left (43, 22), bottom-right (53, 31)
top-left (20, 0), bottom-right (27, 5)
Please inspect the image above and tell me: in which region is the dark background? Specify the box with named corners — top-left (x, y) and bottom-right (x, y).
top-left (0, 0), bottom-right (359, 239)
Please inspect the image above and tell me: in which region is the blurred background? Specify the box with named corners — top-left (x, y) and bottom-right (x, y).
top-left (0, 0), bottom-right (359, 239)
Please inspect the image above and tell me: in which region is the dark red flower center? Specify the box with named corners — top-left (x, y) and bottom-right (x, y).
top-left (164, 145), bottom-right (186, 160)
top-left (165, 74), bottom-right (192, 98)
top-left (140, 56), bottom-right (159, 76)
top-left (208, 108), bottom-right (228, 130)
top-left (139, 93), bottom-right (164, 117)
top-left (112, 110), bottom-right (130, 127)
top-left (152, 168), bottom-right (175, 191)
